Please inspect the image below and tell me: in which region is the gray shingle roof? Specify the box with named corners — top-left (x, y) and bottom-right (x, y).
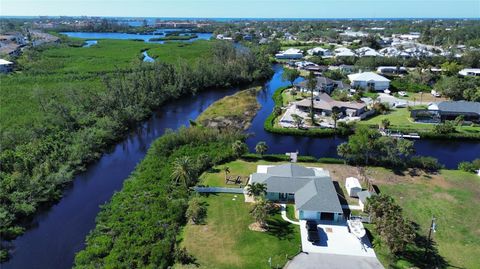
top-left (294, 177), bottom-right (343, 213)
top-left (357, 190), bottom-right (375, 203)
top-left (437, 101), bottom-right (480, 115)
top-left (251, 164), bottom-right (343, 214)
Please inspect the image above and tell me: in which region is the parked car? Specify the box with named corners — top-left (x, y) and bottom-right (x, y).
top-left (306, 220), bottom-right (320, 242)
top-left (431, 90), bottom-right (441, 97)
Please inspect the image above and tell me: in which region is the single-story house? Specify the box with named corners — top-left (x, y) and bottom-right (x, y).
top-left (294, 93), bottom-right (367, 117)
top-left (345, 177), bottom-right (362, 197)
top-left (356, 47), bottom-right (383, 57)
top-left (376, 66), bottom-right (408, 75)
top-left (430, 101), bottom-right (480, 122)
top-left (357, 190), bottom-right (375, 212)
top-left (307, 47), bottom-right (333, 57)
top-left (249, 164), bottom-right (344, 222)
top-left (334, 47), bottom-right (356, 57)
top-left (0, 59), bottom-right (13, 73)
top-left (276, 48), bottom-right (303, 59)
top-left (348, 72), bottom-right (391, 91)
top-left (294, 76), bottom-right (347, 95)
top-left (459, 68), bottom-right (480, 77)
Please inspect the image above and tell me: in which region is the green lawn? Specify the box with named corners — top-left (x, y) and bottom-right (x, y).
top-left (177, 194), bottom-right (301, 269)
top-left (359, 108), bottom-right (480, 134)
top-left (198, 159), bottom-right (480, 269)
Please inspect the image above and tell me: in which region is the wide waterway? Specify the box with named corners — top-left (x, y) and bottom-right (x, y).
top-left (2, 64), bottom-right (479, 269)
top-left (61, 30), bottom-right (213, 43)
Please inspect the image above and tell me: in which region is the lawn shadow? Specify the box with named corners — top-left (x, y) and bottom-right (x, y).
top-left (266, 218), bottom-right (295, 240)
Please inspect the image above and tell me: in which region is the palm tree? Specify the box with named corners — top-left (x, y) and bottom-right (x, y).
top-left (224, 166), bottom-right (230, 182)
top-left (250, 196), bottom-right (270, 228)
top-left (291, 113), bottom-right (303, 129)
top-left (379, 118), bottom-right (390, 131)
top-left (246, 182), bottom-right (267, 198)
top-left (232, 140), bottom-right (247, 157)
top-left (306, 71), bottom-right (317, 125)
top-left (171, 156), bottom-right (197, 187)
top-left (282, 68), bottom-right (301, 88)
top-left (255, 141), bottom-right (268, 156)
top-left (331, 110), bottom-right (340, 131)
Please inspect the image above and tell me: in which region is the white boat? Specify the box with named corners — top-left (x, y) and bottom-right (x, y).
top-left (348, 219), bottom-right (366, 238)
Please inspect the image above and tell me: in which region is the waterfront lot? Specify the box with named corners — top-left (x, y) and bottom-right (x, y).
top-left (197, 159), bottom-right (480, 269)
top-left (177, 193), bottom-right (301, 269)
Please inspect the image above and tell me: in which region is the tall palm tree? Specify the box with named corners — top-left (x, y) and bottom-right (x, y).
top-left (232, 140), bottom-right (247, 157)
top-left (331, 110), bottom-right (340, 131)
top-left (306, 71), bottom-right (317, 125)
top-left (246, 182), bottom-right (267, 198)
top-left (171, 156), bottom-right (197, 187)
top-left (255, 141), bottom-right (268, 156)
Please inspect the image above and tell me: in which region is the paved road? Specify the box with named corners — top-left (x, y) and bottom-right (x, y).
top-left (285, 252), bottom-right (384, 269)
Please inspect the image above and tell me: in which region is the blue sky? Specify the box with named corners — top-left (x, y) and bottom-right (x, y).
top-left (1, 0), bottom-right (479, 18)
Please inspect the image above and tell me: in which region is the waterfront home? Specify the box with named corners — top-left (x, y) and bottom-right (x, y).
top-left (293, 93), bottom-right (366, 117)
top-left (0, 59), bottom-right (13, 73)
top-left (249, 164), bottom-right (344, 222)
top-left (347, 72), bottom-right (390, 91)
top-left (294, 76), bottom-right (347, 95)
top-left (275, 48), bottom-right (303, 59)
top-left (459, 68), bottom-right (480, 77)
top-left (411, 101), bottom-right (480, 123)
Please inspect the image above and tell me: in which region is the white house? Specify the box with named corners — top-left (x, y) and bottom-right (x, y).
top-left (459, 68), bottom-right (480, 77)
top-left (334, 47), bottom-right (356, 57)
top-left (348, 72), bottom-right (391, 91)
top-left (356, 47), bottom-right (382, 57)
top-left (275, 48), bottom-right (303, 59)
top-left (249, 164), bottom-right (344, 222)
top-left (307, 47), bottom-right (333, 57)
top-left (0, 59), bottom-right (13, 73)
top-left (345, 177), bottom-right (362, 197)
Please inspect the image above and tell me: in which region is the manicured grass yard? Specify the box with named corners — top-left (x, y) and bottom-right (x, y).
top-left (359, 108), bottom-right (480, 134)
top-left (197, 159), bottom-right (480, 269)
top-left (178, 194), bottom-right (301, 269)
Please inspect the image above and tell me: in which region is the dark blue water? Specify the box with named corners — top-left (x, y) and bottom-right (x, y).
top-left (245, 65), bottom-right (480, 168)
top-left (1, 88), bottom-right (238, 269)
top-left (61, 31), bottom-right (213, 43)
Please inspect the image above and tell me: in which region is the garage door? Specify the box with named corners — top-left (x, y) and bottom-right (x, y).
top-left (320, 212), bottom-right (335, 221)
top-left (301, 210), bottom-right (319, 220)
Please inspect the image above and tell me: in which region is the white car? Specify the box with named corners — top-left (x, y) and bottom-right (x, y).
top-left (431, 90), bottom-right (441, 97)
top-left (398, 91), bottom-right (408, 97)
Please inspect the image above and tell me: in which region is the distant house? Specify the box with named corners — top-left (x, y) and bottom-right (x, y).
top-left (275, 48), bottom-right (303, 59)
top-left (329, 64), bottom-right (355, 74)
top-left (347, 72), bottom-right (390, 91)
top-left (249, 164), bottom-right (344, 222)
top-left (294, 93), bottom-right (366, 117)
top-left (294, 76), bottom-right (347, 95)
top-left (376, 66), bottom-right (408, 75)
top-left (0, 59), bottom-right (13, 73)
top-left (429, 101), bottom-right (480, 122)
top-left (356, 47), bottom-right (382, 57)
top-left (458, 68), bottom-right (480, 77)
top-left (334, 47), bottom-right (356, 57)
top-left (307, 47), bottom-right (333, 57)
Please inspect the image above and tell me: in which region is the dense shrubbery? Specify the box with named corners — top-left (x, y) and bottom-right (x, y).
top-left (458, 159), bottom-right (480, 173)
top-left (0, 41), bottom-right (273, 248)
top-left (73, 127), bottom-right (244, 268)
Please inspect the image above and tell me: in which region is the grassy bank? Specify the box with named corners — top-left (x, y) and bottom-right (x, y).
top-left (197, 87), bottom-right (261, 130)
top-left (177, 194), bottom-right (301, 269)
top-left (149, 34), bottom-right (198, 41)
top-left (196, 158), bottom-right (480, 269)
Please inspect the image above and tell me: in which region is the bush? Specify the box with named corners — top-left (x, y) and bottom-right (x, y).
top-left (433, 121), bottom-right (456, 134)
top-left (409, 156), bottom-right (443, 172)
top-left (458, 159), bottom-right (480, 173)
top-left (186, 197), bottom-right (207, 224)
top-left (317, 157), bottom-right (344, 164)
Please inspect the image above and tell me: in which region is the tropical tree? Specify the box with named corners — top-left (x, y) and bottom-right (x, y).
top-left (331, 109), bottom-right (340, 130)
top-left (337, 126), bottom-right (380, 165)
top-left (250, 196), bottom-right (270, 228)
top-left (379, 118), bottom-right (390, 130)
top-left (255, 141), bottom-right (268, 156)
top-left (171, 156), bottom-right (197, 187)
top-left (186, 197), bottom-right (206, 224)
top-left (246, 182), bottom-right (267, 198)
top-left (231, 140), bottom-right (248, 157)
top-left (306, 71), bottom-right (318, 125)
top-left (223, 166), bottom-right (230, 181)
top-left (282, 68), bottom-right (300, 87)
top-left (291, 113), bottom-right (303, 129)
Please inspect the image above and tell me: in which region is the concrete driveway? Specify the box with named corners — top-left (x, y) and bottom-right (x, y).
top-left (299, 220), bottom-right (376, 257)
top-left (285, 252), bottom-right (384, 269)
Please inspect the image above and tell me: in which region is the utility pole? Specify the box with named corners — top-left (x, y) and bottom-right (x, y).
top-left (424, 216), bottom-right (437, 260)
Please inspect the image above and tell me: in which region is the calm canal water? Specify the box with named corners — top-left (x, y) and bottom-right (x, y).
top-left (2, 64), bottom-right (478, 269)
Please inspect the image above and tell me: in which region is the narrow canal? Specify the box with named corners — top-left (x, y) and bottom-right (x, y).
top-left (2, 64), bottom-right (478, 269)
